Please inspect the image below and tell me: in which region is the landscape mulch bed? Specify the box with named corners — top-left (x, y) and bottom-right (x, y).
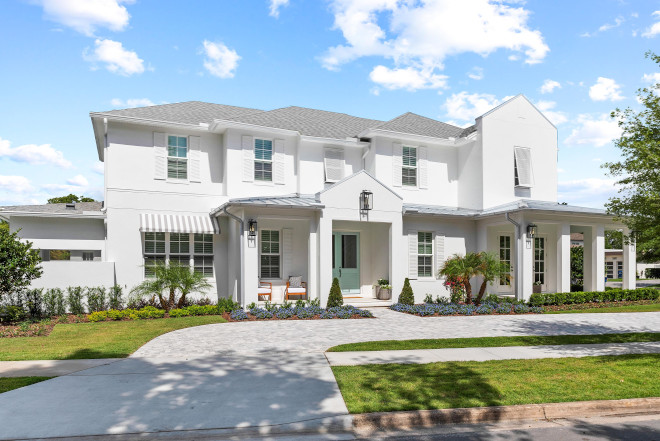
top-left (220, 312), bottom-right (373, 322)
top-left (543, 299), bottom-right (660, 312)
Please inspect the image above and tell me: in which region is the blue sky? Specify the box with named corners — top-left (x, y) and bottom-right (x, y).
top-left (0, 0), bottom-right (659, 208)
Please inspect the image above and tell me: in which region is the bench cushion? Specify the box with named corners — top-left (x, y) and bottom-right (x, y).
top-left (287, 287), bottom-right (306, 294)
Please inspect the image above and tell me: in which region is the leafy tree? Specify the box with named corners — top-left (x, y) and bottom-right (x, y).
top-left (0, 221), bottom-right (8, 232)
top-left (605, 230), bottom-right (623, 250)
top-left (130, 262), bottom-right (211, 311)
top-left (398, 277), bottom-right (415, 305)
top-left (327, 277), bottom-right (344, 307)
top-left (473, 252), bottom-right (512, 305)
top-left (47, 194), bottom-right (95, 204)
top-left (603, 51), bottom-right (660, 262)
top-left (439, 252), bottom-right (481, 304)
top-left (0, 228), bottom-right (42, 298)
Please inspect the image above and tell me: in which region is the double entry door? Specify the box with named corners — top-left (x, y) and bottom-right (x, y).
top-left (332, 232), bottom-right (360, 294)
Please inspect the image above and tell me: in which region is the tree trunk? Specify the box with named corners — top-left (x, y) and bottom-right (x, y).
top-left (176, 293), bottom-right (187, 309)
top-left (474, 281), bottom-right (488, 305)
top-left (465, 281), bottom-right (473, 304)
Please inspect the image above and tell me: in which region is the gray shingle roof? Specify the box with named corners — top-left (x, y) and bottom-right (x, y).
top-left (94, 101), bottom-right (261, 126)
top-left (224, 106), bottom-right (383, 139)
top-left (372, 112), bottom-right (465, 139)
top-left (0, 202), bottom-right (104, 215)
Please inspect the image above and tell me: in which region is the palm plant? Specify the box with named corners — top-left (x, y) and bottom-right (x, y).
top-left (131, 262), bottom-right (212, 311)
top-left (439, 252), bottom-right (481, 304)
top-left (473, 252), bottom-right (512, 305)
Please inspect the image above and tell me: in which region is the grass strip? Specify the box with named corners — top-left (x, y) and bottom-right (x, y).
top-left (546, 304), bottom-right (660, 314)
top-left (327, 332), bottom-right (660, 352)
top-left (332, 354), bottom-right (660, 414)
top-left (0, 377), bottom-right (53, 394)
top-left (0, 316), bottom-right (226, 361)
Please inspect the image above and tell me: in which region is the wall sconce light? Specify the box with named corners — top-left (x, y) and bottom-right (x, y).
top-left (527, 224), bottom-right (538, 239)
top-left (248, 219), bottom-right (257, 237)
top-left (360, 190), bottom-right (373, 212)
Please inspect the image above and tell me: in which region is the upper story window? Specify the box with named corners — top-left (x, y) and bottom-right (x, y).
top-left (254, 139), bottom-right (273, 182)
top-left (514, 146), bottom-right (533, 188)
top-left (168, 136), bottom-right (188, 180)
top-left (402, 146), bottom-right (417, 187)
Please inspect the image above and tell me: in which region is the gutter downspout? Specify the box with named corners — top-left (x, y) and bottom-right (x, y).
top-left (223, 206), bottom-right (244, 305)
top-left (505, 212), bottom-right (521, 300)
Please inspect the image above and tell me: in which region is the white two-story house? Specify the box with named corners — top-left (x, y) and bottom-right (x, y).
top-left (1, 96), bottom-right (637, 305)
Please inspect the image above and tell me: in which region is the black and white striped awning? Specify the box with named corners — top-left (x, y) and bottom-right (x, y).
top-left (139, 213), bottom-right (220, 234)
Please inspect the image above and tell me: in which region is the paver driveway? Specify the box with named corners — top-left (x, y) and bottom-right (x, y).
top-left (1, 309), bottom-right (659, 440)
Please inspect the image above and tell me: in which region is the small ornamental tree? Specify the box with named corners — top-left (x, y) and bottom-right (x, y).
top-left (0, 228), bottom-right (42, 298)
top-left (130, 262), bottom-right (211, 311)
top-left (398, 278), bottom-right (415, 305)
top-left (473, 252), bottom-right (512, 305)
top-left (327, 277), bottom-right (343, 307)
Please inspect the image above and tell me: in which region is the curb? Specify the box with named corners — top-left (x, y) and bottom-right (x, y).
top-left (352, 397), bottom-right (660, 436)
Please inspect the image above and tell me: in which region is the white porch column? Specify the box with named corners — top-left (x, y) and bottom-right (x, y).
top-left (390, 215), bottom-right (404, 302)
top-left (622, 227), bottom-right (637, 290)
top-left (243, 220), bottom-right (259, 306)
top-left (307, 214), bottom-right (319, 300)
top-left (584, 225), bottom-right (605, 291)
top-left (519, 221), bottom-right (534, 301)
top-left (556, 223), bottom-right (571, 293)
top-left (318, 213), bottom-right (333, 307)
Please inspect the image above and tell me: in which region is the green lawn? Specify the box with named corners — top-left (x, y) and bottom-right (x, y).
top-left (327, 332), bottom-right (660, 352)
top-left (332, 354), bottom-right (660, 413)
top-left (0, 316), bottom-right (226, 361)
top-left (547, 304), bottom-right (660, 314)
top-left (0, 377), bottom-right (53, 394)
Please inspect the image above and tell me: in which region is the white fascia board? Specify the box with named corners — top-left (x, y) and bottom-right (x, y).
top-left (300, 135), bottom-right (370, 148)
top-left (90, 116), bottom-right (106, 161)
top-left (358, 129), bottom-right (471, 147)
top-left (210, 119), bottom-right (300, 137)
top-left (89, 113), bottom-right (210, 132)
top-left (0, 212), bottom-right (106, 220)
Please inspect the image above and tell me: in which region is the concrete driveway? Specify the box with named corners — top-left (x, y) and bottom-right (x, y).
top-left (1, 309), bottom-right (660, 440)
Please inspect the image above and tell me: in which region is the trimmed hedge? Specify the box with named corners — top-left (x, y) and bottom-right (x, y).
top-left (529, 288), bottom-right (660, 307)
top-left (646, 268), bottom-right (660, 279)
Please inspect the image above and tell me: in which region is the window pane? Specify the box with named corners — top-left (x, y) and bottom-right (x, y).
top-left (49, 250), bottom-right (70, 260)
top-left (168, 158), bottom-right (187, 179)
top-left (178, 137), bottom-right (187, 148)
top-left (194, 233), bottom-right (213, 254)
top-left (194, 256), bottom-right (213, 277)
top-left (170, 233), bottom-right (190, 254)
top-left (342, 235), bottom-right (358, 268)
top-left (260, 255), bottom-right (280, 279)
top-left (145, 256), bottom-right (165, 278)
top-left (168, 135), bottom-right (177, 146)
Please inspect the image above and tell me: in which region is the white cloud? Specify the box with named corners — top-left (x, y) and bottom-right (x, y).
top-left (443, 92), bottom-right (513, 123)
top-left (84, 39), bottom-right (144, 76)
top-left (369, 65), bottom-right (448, 91)
top-left (535, 100), bottom-right (568, 125)
top-left (642, 72), bottom-right (660, 84)
top-left (202, 40), bottom-right (240, 78)
top-left (92, 162), bottom-right (104, 175)
top-left (589, 77), bottom-right (624, 101)
top-left (540, 79), bottom-right (561, 94)
top-left (0, 137), bottom-right (72, 168)
top-left (467, 67), bottom-right (484, 80)
top-left (598, 16), bottom-right (624, 32)
top-left (564, 114), bottom-right (622, 147)
top-left (66, 175), bottom-right (89, 187)
top-left (110, 98), bottom-right (155, 108)
top-left (269, 0), bottom-right (290, 18)
top-left (0, 176), bottom-right (32, 194)
top-left (557, 178), bottom-right (618, 208)
top-left (642, 11), bottom-right (660, 37)
top-left (321, 0), bottom-right (549, 91)
top-left (34, 0), bottom-right (134, 36)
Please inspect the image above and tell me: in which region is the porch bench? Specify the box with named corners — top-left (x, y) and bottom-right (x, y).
top-left (258, 281), bottom-right (272, 301)
top-left (285, 281), bottom-right (307, 300)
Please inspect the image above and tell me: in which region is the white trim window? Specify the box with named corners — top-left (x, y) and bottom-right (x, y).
top-left (254, 138), bottom-right (273, 182)
top-left (606, 261), bottom-right (614, 279)
top-left (417, 232), bottom-right (433, 277)
top-left (260, 230), bottom-right (280, 279)
top-left (402, 146), bottom-right (417, 187)
top-left (194, 233), bottom-right (214, 277)
top-left (534, 237), bottom-right (545, 286)
top-left (499, 235), bottom-right (512, 286)
top-left (144, 232), bottom-right (166, 278)
top-left (167, 135), bottom-right (188, 180)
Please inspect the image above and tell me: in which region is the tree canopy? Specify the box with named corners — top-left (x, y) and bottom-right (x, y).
top-left (603, 51), bottom-right (660, 262)
top-left (47, 194), bottom-right (95, 204)
top-left (0, 227), bottom-right (42, 297)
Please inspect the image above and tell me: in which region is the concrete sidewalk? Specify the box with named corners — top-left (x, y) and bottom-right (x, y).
top-left (0, 358), bottom-right (121, 377)
top-left (325, 341), bottom-right (660, 366)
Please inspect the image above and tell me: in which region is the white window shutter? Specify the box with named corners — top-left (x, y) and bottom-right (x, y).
top-left (435, 232), bottom-right (445, 279)
top-left (188, 136), bottom-right (201, 183)
top-left (153, 132), bottom-right (167, 180)
top-left (273, 139), bottom-right (286, 185)
top-left (324, 148), bottom-right (345, 183)
top-left (392, 142), bottom-right (402, 187)
top-left (514, 147), bottom-right (533, 187)
top-left (408, 230), bottom-right (418, 279)
top-left (418, 146), bottom-right (428, 189)
top-left (282, 228), bottom-right (293, 279)
top-left (242, 135), bottom-right (254, 182)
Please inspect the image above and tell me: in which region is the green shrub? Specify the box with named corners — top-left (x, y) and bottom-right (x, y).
top-left (24, 288), bottom-right (44, 319)
top-left (528, 287), bottom-right (659, 306)
top-left (168, 308), bottom-right (191, 318)
top-left (88, 311), bottom-right (108, 322)
top-left (107, 309), bottom-right (125, 320)
top-left (0, 305), bottom-right (26, 324)
top-left (398, 278), bottom-right (415, 305)
top-left (135, 306), bottom-right (165, 319)
top-left (86, 287), bottom-right (107, 312)
top-left (43, 288), bottom-right (66, 317)
top-left (108, 285), bottom-right (124, 310)
top-left (327, 277), bottom-right (344, 307)
top-left (67, 286), bottom-right (85, 314)
top-left (217, 298), bottom-right (240, 313)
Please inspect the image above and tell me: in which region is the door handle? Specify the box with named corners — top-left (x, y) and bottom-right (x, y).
top-left (339, 268), bottom-right (342, 277)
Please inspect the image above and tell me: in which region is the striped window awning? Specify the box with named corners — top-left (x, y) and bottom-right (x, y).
top-left (140, 213), bottom-right (220, 234)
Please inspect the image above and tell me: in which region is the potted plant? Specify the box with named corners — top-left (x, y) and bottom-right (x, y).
top-left (533, 281), bottom-right (542, 294)
top-left (377, 278), bottom-right (392, 300)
